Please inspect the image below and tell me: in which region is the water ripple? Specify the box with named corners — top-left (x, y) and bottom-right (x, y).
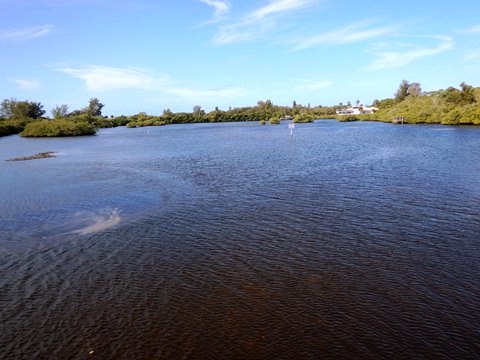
top-left (0, 122), bottom-right (479, 359)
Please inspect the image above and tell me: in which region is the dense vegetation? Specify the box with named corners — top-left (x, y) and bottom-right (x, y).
top-left (0, 99), bottom-right (46, 136)
top-left (21, 120), bottom-right (96, 137)
top-left (1, 81), bottom-right (479, 138)
top-left (337, 81), bottom-right (480, 125)
top-left (0, 98), bottom-right (126, 137)
top-left (0, 119), bottom-right (27, 137)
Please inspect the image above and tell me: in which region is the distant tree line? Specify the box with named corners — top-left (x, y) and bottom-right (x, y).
top-left (1, 81), bottom-right (480, 137)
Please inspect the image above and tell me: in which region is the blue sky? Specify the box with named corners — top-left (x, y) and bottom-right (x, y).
top-left (1, 0), bottom-right (480, 115)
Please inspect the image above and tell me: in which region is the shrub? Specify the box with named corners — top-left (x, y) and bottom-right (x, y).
top-left (20, 119), bottom-right (96, 137)
top-left (0, 123), bottom-right (18, 136)
top-left (441, 110), bottom-right (462, 125)
top-left (0, 118), bottom-right (39, 136)
top-left (269, 116), bottom-right (280, 124)
top-left (126, 118), bottom-right (166, 128)
top-left (293, 113), bottom-right (315, 123)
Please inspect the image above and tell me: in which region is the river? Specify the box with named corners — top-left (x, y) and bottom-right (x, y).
top-left (1, 120), bottom-right (479, 359)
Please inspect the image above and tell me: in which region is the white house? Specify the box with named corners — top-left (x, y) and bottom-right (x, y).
top-left (336, 105), bottom-right (378, 115)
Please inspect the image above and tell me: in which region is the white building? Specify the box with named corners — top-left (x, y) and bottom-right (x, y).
top-left (336, 106), bottom-right (378, 115)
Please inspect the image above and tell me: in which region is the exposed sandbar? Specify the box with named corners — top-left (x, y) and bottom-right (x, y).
top-left (6, 152), bottom-right (56, 161)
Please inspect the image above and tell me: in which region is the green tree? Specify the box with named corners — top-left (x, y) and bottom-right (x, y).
top-left (378, 98), bottom-right (396, 108)
top-left (0, 98), bottom-right (15, 118)
top-left (257, 99), bottom-right (274, 120)
top-left (442, 87), bottom-right (461, 105)
top-left (136, 112), bottom-right (148, 120)
top-left (15, 101), bottom-right (45, 119)
top-left (51, 104), bottom-right (69, 119)
top-left (395, 80), bottom-right (410, 102)
top-left (407, 82), bottom-right (422, 97)
top-left (192, 105), bottom-right (205, 122)
top-left (459, 82), bottom-right (476, 105)
top-left (1, 98), bottom-right (44, 119)
top-left (440, 83), bottom-right (476, 106)
top-left (84, 98), bottom-right (104, 116)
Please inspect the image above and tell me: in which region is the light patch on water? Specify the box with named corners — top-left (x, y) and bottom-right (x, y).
top-left (72, 208), bottom-right (121, 235)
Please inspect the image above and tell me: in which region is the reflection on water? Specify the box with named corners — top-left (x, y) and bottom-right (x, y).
top-left (0, 121), bottom-right (479, 359)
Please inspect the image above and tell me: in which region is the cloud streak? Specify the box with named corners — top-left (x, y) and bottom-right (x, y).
top-left (366, 36), bottom-right (454, 71)
top-left (212, 20), bottom-right (275, 45)
top-left (59, 65), bottom-right (168, 92)
top-left (290, 21), bottom-right (394, 51)
top-left (458, 24), bottom-right (480, 33)
top-left (59, 64), bottom-right (247, 101)
top-left (212, 0), bottom-right (315, 45)
top-left (0, 25), bottom-right (54, 41)
top-left (200, 0), bottom-right (230, 23)
top-left (249, 0), bottom-right (313, 20)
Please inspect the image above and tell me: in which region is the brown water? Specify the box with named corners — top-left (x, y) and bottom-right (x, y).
top-left (1, 121), bottom-right (479, 359)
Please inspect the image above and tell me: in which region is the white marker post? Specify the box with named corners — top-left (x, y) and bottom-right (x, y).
top-left (288, 122), bottom-right (295, 140)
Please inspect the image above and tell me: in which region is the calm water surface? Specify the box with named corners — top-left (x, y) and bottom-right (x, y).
top-left (1, 121), bottom-right (479, 359)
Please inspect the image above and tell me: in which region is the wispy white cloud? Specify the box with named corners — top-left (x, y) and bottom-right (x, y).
top-left (59, 65), bottom-right (169, 92)
top-left (249, 0), bottom-right (313, 20)
top-left (200, 0), bottom-right (230, 22)
top-left (0, 24), bottom-right (54, 41)
top-left (290, 21), bottom-right (395, 51)
top-left (294, 79), bottom-right (332, 91)
top-left (11, 79), bottom-right (41, 90)
top-left (58, 64), bottom-right (247, 101)
top-left (366, 36), bottom-right (454, 71)
top-left (212, 20), bottom-right (275, 45)
top-left (212, 0), bottom-right (315, 45)
top-left (458, 24), bottom-right (480, 33)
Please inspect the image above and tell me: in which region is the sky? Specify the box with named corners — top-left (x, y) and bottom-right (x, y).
top-left (1, 0), bottom-right (480, 116)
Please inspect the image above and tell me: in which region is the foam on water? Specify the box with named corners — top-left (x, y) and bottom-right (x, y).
top-left (72, 208), bottom-right (121, 235)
